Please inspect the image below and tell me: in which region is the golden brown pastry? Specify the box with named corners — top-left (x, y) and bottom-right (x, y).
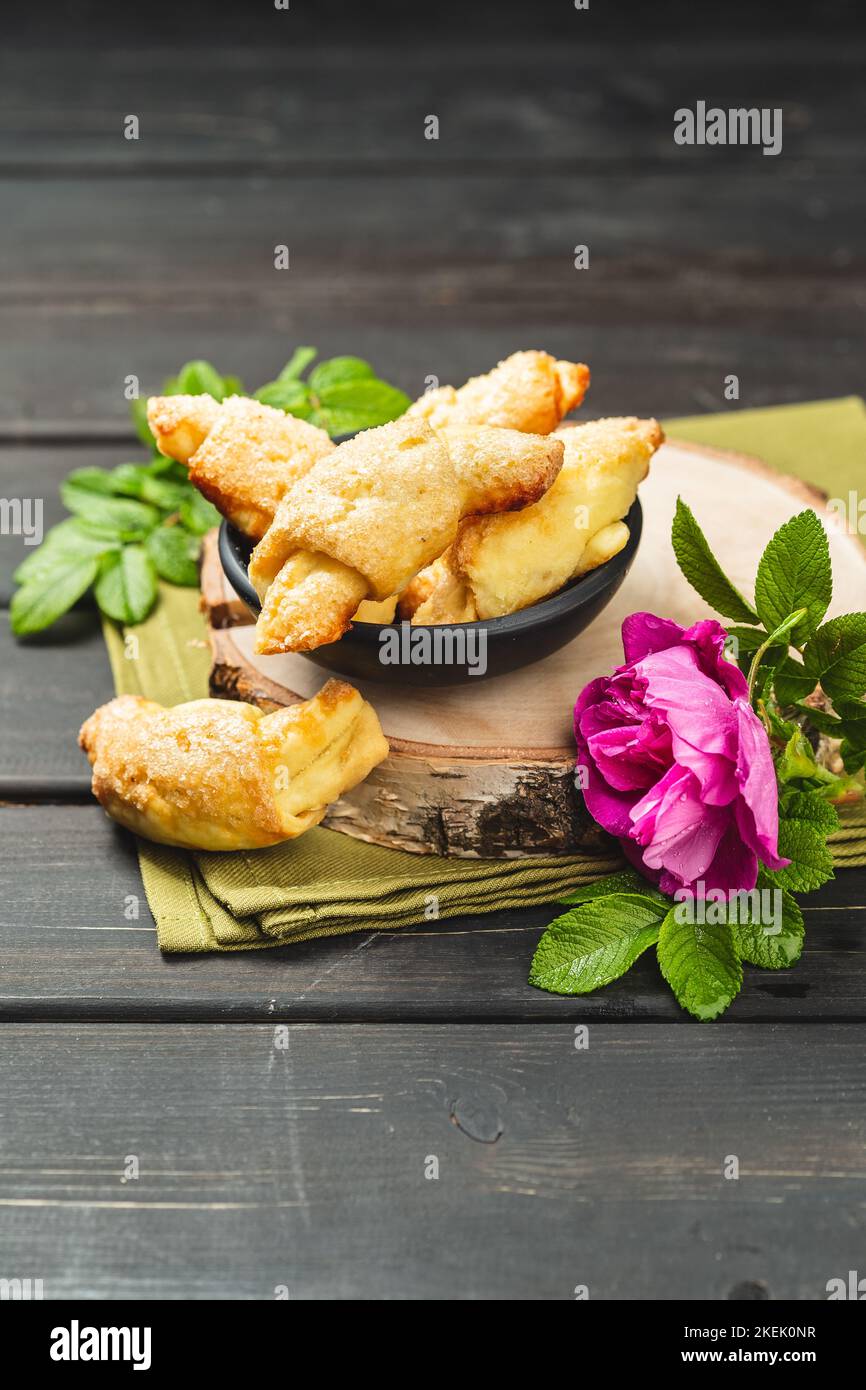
top-left (147, 394), bottom-right (335, 540)
top-left (79, 681), bottom-right (388, 851)
top-left (408, 417), bottom-right (662, 623)
top-left (405, 350), bottom-right (590, 434)
top-left (248, 417), bottom-right (564, 654)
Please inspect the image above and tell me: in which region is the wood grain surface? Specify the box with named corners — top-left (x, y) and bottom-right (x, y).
top-left (0, 1), bottom-right (864, 1300)
top-left (1, 1021), bottom-right (863, 1300)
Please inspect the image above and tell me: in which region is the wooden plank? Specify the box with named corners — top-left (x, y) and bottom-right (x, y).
top-left (1, 39), bottom-right (862, 172)
top-left (0, 443), bottom-right (121, 602)
top-left (5, 174), bottom-right (862, 302)
top-left (0, 1021), bottom-right (863, 1298)
top-left (1, 805), bottom-right (864, 1022)
top-left (0, 618), bottom-right (114, 795)
top-left (0, 307), bottom-right (861, 439)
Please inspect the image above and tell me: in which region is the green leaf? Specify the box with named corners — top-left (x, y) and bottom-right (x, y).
top-left (63, 466), bottom-right (120, 497)
top-left (61, 482), bottom-right (159, 537)
top-left (734, 882), bottom-right (805, 970)
top-left (764, 790), bottom-right (838, 892)
top-left (774, 655), bottom-right (817, 708)
top-left (557, 868), bottom-right (669, 907)
top-left (776, 729), bottom-right (819, 782)
top-left (108, 463), bottom-right (150, 497)
top-left (671, 498), bottom-right (759, 624)
top-left (13, 519), bottom-right (118, 586)
top-left (803, 614), bottom-right (866, 706)
top-left (754, 510), bottom-right (831, 644)
top-left (528, 894), bottom-right (665, 995)
top-left (657, 909), bottom-right (742, 1021)
top-left (175, 360), bottom-right (227, 400)
top-left (179, 489), bottom-right (220, 536)
top-left (314, 378), bottom-right (411, 435)
top-left (139, 475), bottom-right (191, 511)
top-left (277, 346), bottom-right (317, 381)
top-left (746, 608), bottom-right (807, 703)
top-left (308, 355), bottom-right (375, 394)
top-left (145, 525), bottom-right (200, 586)
top-left (253, 378), bottom-right (314, 415)
top-left (94, 546), bottom-right (158, 625)
top-left (10, 555), bottom-right (99, 635)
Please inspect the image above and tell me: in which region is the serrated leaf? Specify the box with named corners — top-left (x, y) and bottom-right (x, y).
top-left (108, 463), bottom-right (149, 497)
top-left (308, 355), bottom-right (375, 394)
top-left (12, 520), bottom-right (118, 586)
top-left (803, 614), bottom-right (866, 706)
top-left (671, 498), bottom-right (759, 624)
top-left (557, 868), bottom-right (669, 908)
top-left (764, 790), bottom-right (837, 892)
top-left (528, 894), bottom-right (664, 995)
top-left (61, 483), bottom-right (159, 537)
top-left (754, 510), bottom-right (831, 644)
top-left (734, 883), bottom-right (805, 969)
top-left (774, 656), bottom-right (817, 708)
top-left (94, 546), bottom-right (158, 625)
top-left (253, 378), bottom-right (314, 415)
top-left (176, 360), bottom-right (227, 400)
top-left (657, 909), bottom-right (742, 1020)
top-left (145, 525), bottom-right (200, 586)
top-left (10, 555), bottom-right (99, 635)
top-left (179, 490), bottom-right (220, 536)
top-left (315, 379), bottom-right (411, 435)
top-left (277, 346), bottom-right (317, 381)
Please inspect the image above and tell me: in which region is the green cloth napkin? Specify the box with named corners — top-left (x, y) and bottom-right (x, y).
top-left (101, 397), bottom-right (866, 952)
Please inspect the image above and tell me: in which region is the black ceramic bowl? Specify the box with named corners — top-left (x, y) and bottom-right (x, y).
top-left (218, 498), bottom-right (642, 687)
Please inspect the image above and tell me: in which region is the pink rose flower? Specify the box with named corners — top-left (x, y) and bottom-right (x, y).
top-left (574, 613), bottom-right (788, 896)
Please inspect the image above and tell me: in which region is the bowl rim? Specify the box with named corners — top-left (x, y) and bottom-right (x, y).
top-left (219, 495), bottom-right (643, 640)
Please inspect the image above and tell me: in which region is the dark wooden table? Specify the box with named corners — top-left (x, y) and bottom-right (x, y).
top-left (1, 1), bottom-right (864, 1300)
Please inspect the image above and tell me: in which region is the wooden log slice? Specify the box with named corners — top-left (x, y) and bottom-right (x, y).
top-left (207, 439), bottom-right (866, 857)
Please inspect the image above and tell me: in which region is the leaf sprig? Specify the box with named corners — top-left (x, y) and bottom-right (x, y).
top-left (12, 349), bottom-right (411, 636)
top-left (530, 500), bottom-right (866, 1020)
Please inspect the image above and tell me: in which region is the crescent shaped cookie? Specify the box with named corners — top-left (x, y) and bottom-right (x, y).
top-left (79, 680), bottom-right (389, 851)
top-left (147, 393), bottom-right (335, 540)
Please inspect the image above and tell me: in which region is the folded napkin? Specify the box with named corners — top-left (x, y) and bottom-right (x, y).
top-left (101, 397), bottom-right (866, 952)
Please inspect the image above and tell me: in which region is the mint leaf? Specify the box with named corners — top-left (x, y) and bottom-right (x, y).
top-left (314, 379), bottom-right (411, 435)
top-left (145, 525), bottom-right (200, 586)
top-left (671, 498), bottom-right (759, 624)
top-left (528, 893), bottom-right (664, 995)
top-left (764, 790), bottom-right (838, 892)
top-left (657, 909), bottom-right (742, 1021)
top-left (277, 346), bottom-right (317, 381)
top-left (13, 520), bottom-right (118, 586)
top-left (63, 466), bottom-right (118, 497)
top-left (253, 378), bottom-right (314, 415)
top-left (754, 510), bottom-right (831, 644)
top-left (176, 360), bottom-right (227, 400)
top-left (94, 547), bottom-right (158, 625)
top-left (179, 490), bottom-right (220, 536)
top-left (61, 483), bottom-right (158, 538)
top-left (734, 882), bottom-right (804, 970)
top-left (803, 614), bottom-right (866, 706)
top-left (10, 554), bottom-right (99, 635)
top-left (557, 868), bottom-right (669, 907)
top-left (308, 356), bottom-right (375, 394)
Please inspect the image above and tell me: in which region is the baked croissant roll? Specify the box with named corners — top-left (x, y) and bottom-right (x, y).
top-left (147, 394), bottom-right (335, 540)
top-left (249, 417), bottom-right (564, 653)
top-left (405, 350), bottom-right (590, 435)
top-left (404, 417), bottom-right (662, 623)
top-left (79, 681), bottom-right (388, 851)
